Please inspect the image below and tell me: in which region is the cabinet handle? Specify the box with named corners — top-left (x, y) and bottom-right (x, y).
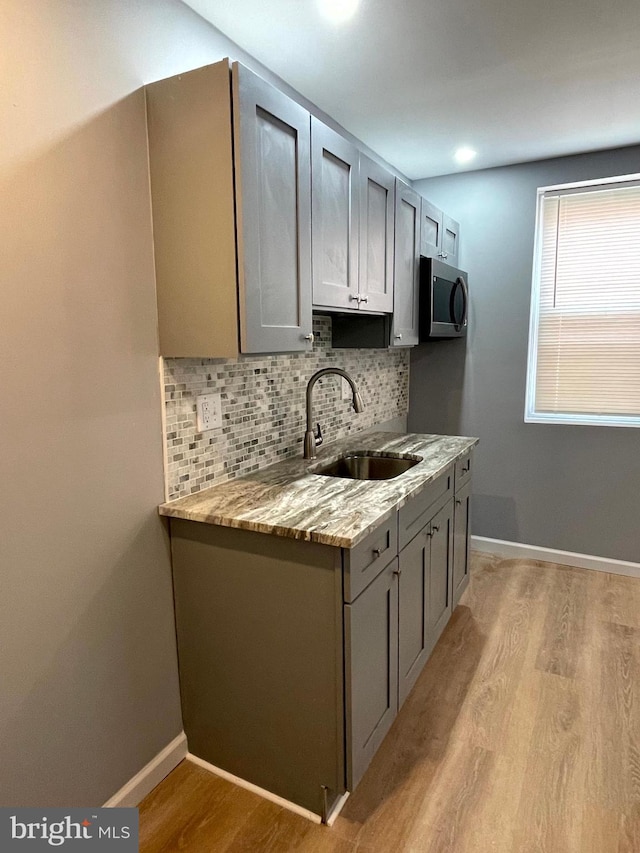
top-left (304, 333), bottom-right (314, 342)
top-left (455, 499), bottom-right (462, 506)
top-left (393, 568), bottom-right (402, 577)
top-left (432, 524), bottom-right (440, 534)
top-left (372, 548), bottom-right (381, 557)
top-left (394, 334), bottom-right (402, 340)
top-left (349, 294), bottom-right (360, 302)
top-left (359, 295), bottom-right (369, 304)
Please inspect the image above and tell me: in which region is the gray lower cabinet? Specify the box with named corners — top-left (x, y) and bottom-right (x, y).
top-left (427, 500), bottom-right (454, 640)
top-left (345, 558), bottom-right (398, 790)
top-left (398, 495), bottom-right (454, 706)
top-left (398, 528), bottom-right (431, 706)
top-left (453, 479), bottom-right (472, 606)
top-left (168, 456), bottom-right (472, 820)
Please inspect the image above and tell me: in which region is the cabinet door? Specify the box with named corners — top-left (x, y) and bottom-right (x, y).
top-left (392, 181), bottom-right (421, 347)
top-left (233, 63), bottom-right (313, 353)
top-left (311, 118), bottom-right (359, 310)
top-left (358, 154), bottom-right (395, 313)
top-left (398, 530), bottom-right (431, 707)
top-left (453, 480), bottom-right (471, 607)
top-left (420, 198), bottom-right (443, 259)
top-left (441, 214), bottom-right (460, 265)
top-left (428, 500), bottom-right (453, 644)
top-left (344, 560), bottom-right (398, 790)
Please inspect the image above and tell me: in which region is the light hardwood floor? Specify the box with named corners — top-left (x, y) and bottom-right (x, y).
top-left (139, 553), bottom-right (640, 852)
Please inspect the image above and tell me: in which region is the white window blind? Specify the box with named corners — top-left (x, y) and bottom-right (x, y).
top-left (525, 175), bottom-right (640, 427)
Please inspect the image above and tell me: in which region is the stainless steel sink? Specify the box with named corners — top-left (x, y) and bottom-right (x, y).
top-left (314, 451), bottom-right (422, 481)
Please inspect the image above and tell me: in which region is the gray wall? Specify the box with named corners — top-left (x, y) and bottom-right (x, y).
top-left (0, 0), bottom-right (286, 808)
top-left (409, 146), bottom-right (640, 563)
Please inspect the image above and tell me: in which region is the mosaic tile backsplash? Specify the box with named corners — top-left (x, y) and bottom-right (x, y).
top-left (163, 315), bottom-right (409, 500)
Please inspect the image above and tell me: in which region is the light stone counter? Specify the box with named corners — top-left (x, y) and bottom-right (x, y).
top-left (159, 431), bottom-right (478, 548)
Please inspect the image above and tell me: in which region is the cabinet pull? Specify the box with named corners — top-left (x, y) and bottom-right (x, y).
top-left (349, 294), bottom-right (360, 302)
top-left (372, 547), bottom-right (382, 557)
top-left (394, 334), bottom-right (402, 340)
top-left (455, 498), bottom-right (462, 506)
top-left (359, 295), bottom-right (369, 304)
top-left (303, 333), bottom-right (314, 342)
top-left (432, 524), bottom-right (440, 534)
top-left (393, 567), bottom-right (402, 577)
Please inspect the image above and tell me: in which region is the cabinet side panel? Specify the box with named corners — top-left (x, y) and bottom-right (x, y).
top-left (146, 62), bottom-right (239, 358)
top-left (170, 520), bottom-right (344, 815)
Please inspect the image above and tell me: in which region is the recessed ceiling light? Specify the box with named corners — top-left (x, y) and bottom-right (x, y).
top-left (318, 0), bottom-right (360, 24)
top-left (454, 146), bottom-right (477, 165)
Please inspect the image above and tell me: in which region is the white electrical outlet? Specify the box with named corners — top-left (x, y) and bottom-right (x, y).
top-left (196, 393), bottom-right (222, 432)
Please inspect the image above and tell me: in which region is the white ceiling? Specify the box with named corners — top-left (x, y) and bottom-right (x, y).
top-left (182, 0), bottom-right (640, 180)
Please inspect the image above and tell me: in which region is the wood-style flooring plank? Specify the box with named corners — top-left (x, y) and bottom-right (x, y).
top-left (139, 554), bottom-right (640, 853)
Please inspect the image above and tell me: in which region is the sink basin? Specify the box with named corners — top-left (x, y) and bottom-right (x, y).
top-left (314, 451), bottom-right (422, 481)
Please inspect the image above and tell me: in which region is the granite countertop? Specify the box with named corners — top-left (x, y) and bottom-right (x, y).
top-left (159, 431), bottom-right (478, 548)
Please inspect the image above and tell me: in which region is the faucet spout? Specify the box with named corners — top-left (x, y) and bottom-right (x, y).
top-left (303, 368), bottom-right (365, 459)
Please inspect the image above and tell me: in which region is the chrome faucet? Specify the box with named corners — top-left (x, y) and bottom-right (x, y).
top-left (304, 368), bottom-right (364, 459)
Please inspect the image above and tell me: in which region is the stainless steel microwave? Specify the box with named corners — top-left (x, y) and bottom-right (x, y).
top-left (419, 257), bottom-right (469, 339)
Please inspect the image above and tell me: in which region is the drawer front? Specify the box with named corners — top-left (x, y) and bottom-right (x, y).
top-left (398, 467), bottom-right (453, 550)
top-left (343, 516), bottom-right (398, 603)
top-left (455, 452), bottom-right (473, 490)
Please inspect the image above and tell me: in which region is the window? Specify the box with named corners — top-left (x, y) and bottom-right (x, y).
top-left (525, 174), bottom-right (640, 427)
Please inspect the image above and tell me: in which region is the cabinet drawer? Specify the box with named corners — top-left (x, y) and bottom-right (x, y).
top-left (343, 517), bottom-right (398, 603)
top-left (455, 453), bottom-right (472, 489)
top-left (398, 467), bottom-right (452, 550)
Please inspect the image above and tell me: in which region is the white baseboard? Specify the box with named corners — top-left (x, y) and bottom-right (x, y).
top-left (471, 536), bottom-right (640, 579)
top-left (187, 753), bottom-right (349, 825)
top-left (104, 732), bottom-right (188, 807)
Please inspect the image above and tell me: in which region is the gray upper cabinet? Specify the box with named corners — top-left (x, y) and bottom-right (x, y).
top-left (391, 180), bottom-right (421, 347)
top-left (420, 198), bottom-right (444, 260)
top-left (233, 63), bottom-right (313, 353)
top-left (441, 213), bottom-right (460, 266)
top-left (420, 198), bottom-right (460, 266)
top-left (311, 119), bottom-right (395, 314)
top-left (146, 59), bottom-right (313, 358)
top-left (358, 155), bottom-right (395, 313)
top-left (311, 118), bottom-right (359, 311)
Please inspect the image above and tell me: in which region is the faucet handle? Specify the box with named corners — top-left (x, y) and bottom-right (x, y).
top-left (314, 423), bottom-right (323, 447)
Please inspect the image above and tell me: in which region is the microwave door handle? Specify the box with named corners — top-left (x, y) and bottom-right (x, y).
top-left (459, 276), bottom-right (469, 328)
top-left (450, 278), bottom-right (464, 331)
